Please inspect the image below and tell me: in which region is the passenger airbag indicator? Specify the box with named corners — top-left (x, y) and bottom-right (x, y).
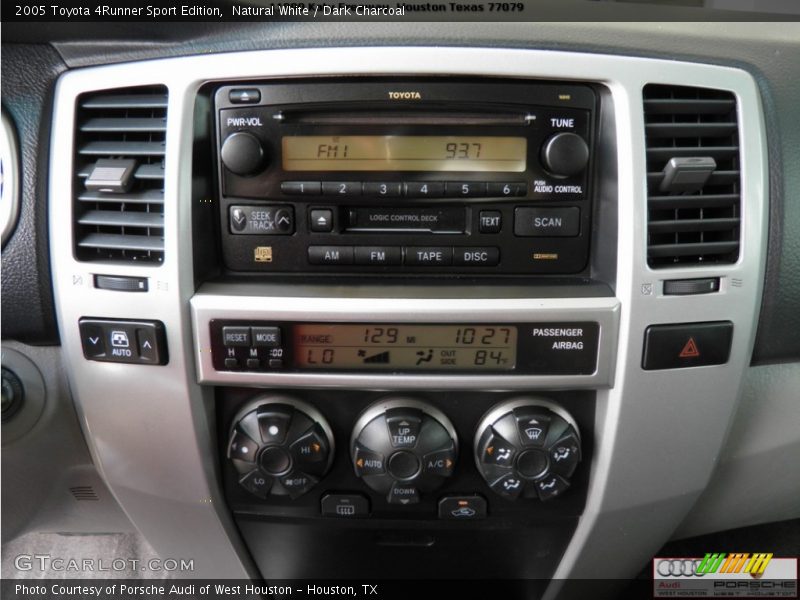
top-left (517, 322), bottom-right (600, 375)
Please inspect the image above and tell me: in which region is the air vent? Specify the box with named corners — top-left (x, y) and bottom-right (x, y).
top-left (74, 86), bottom-right (167, 263)
top-left (69, 486), bottom-right (99, 501)
top-left (644, 84), bottom-right (741, 267)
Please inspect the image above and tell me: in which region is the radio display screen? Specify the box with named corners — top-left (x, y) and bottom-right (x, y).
top-left (292, 324), bottom-right (517, 370)
top-left (282, 136), bottom-right (527, 172)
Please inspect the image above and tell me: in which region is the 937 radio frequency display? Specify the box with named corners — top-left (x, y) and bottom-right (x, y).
top-left (282, 136), bottom-right (527, 172)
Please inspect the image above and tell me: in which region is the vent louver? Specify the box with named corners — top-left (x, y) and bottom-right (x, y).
top-left (644, 84), bottom-right (741, 267)
top-left (74, 86), bottom-right (167, 263)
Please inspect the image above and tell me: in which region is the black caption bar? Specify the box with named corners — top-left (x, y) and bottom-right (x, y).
top-left (1, 578), bottom-right (654, 600)
top-left (5, 0), bottom-right (796, 22)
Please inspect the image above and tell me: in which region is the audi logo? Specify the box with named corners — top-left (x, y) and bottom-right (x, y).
top-left (656, 559), bottom-right (705, 577)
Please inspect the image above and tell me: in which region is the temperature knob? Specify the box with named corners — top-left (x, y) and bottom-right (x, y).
top-left (227, 395), bottom-right (334, 499)
top-left (351, 398), bottom-right (458, 505)
top-left (474, 398), bottom-right (581, 501)
top-left (540, 132), bottom-right (589, 177)
top-left (220, 131), bottom-right (265, 176)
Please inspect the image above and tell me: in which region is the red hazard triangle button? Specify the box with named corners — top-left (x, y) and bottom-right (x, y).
top-left (679, 337), bottom-right (700, 358)
top-left (643, 322), bottom-right (733, 370)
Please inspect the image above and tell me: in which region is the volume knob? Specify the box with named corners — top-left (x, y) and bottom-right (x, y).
top-left (221, 132), bottom-right (265, 176)
top-left (540, 132), bottom-right (589, 178)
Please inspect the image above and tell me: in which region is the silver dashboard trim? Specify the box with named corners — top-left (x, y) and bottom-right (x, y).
top-left (191, 293), bottom-right (620, 390)
top-left (47, 47), bottom-right (768, 589)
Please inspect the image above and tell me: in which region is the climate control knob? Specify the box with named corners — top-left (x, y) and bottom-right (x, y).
top-left (220, 131), bottom-right (265, 176)
top-left (540, 132), bottom-right (589, 177)
top-left (474, 398), bottom-right (581, 501)
top-left (351, 398), bottom-right (458, 505)
top-left (227, 395), bottom-right (334, 499)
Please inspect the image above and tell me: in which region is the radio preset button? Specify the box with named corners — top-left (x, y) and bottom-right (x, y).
top-left (363, 182), bottom-right (402, 197)
top-left (354, 246), bottom-right (402, 266)
top-left (479, 211), bottom-right (502, 234)
top-left (322, 181), bottom-right (361, 196)
top-left (310, 209), bottom-right (334, 233)
top-left (453, 247), bottom-right (500, 267)
top-left (308, 246), bottom-right (355, 265)
top-left (446, 182), bottom-right (488, 197)
top-left (404, 247), bottom-right (453, 266)
top-left (514, 207), bottom-right (580, 237)
top-left (281, 181), bottom-right (320, 196)
top-left (404, 182), bottom-right (445, 198)
top-left (488, 182), bottom-right (527, 197)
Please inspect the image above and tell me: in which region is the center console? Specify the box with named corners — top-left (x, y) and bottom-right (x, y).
top-left (189, 75), bottom-right (614, 579)
top-left (48, 47), bottom-right (768, 593)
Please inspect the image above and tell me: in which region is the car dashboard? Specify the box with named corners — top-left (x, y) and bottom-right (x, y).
top-left (2, 18), bottom-right (799, 600)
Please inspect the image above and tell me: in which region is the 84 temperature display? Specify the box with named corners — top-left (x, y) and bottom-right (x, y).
top-left (292, 324), bottom-right (517, 371)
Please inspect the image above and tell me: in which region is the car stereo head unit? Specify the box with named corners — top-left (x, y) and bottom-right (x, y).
top-left (214, 80), bottom-right (596, 275)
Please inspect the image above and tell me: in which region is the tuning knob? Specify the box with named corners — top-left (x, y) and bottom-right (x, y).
top-left (227, 395), bottom-right (334, 499)
top-left (220, 131), bottom-right (265, 176)
top-left (540, 132), bottom-right (589, 177)
top-left (351, 398), bottom-right (458, 505)
top-left (474, 398), bottom-right (581, 501)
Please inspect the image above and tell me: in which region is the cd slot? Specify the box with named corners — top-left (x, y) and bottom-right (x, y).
top-left (345, 207), bottom-right (466, 234)
top-left (278, 110), bottom-right (530, 126)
